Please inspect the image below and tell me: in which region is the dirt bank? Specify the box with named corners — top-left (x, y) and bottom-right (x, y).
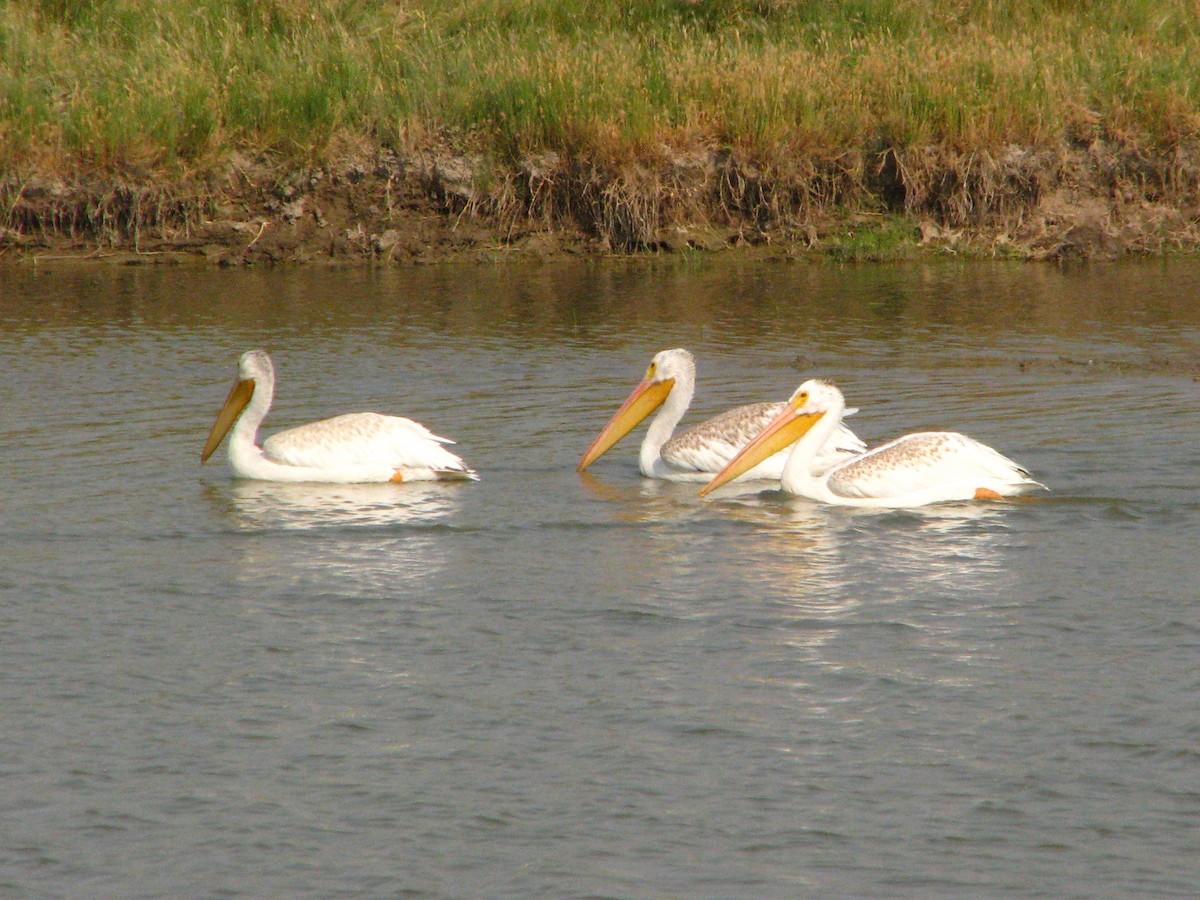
top-left (3, 140), bottom-right (1199, 266)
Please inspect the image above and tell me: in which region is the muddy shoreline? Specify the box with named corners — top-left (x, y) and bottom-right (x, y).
top-left (4, 141), bottom-right (1200, 266)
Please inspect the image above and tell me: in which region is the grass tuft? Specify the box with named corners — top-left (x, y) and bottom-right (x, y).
top-left (825, 216), bottom-right (921, 263)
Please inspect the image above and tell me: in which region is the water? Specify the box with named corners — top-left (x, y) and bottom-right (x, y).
top-left (1, 259), bottom-right (1198, 898)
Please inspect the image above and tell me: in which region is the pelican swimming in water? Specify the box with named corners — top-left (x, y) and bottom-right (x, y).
top-left (578, 349), bottom-right (866, 482)
top-left (200, 349), bottom-right (477, 483)
top-left (700, 378), bottom-right (1044, 507)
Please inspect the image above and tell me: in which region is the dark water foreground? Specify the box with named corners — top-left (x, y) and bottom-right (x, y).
top-left (1, 260), bottom-right (1198, 897)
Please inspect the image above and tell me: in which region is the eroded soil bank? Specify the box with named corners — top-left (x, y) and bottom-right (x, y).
top-left (3, 140), bottom-right (1199, 266)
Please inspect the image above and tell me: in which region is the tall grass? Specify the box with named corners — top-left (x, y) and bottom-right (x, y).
top-left (1, 0), bottom-right (1198, 174)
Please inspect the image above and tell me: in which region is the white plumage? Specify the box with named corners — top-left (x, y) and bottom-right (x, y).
top-left (701, 378), bottom-right (1044, 507)
top-left (579, 349), bottom-right (865, 483)
top-left (200, 349), bottom-right (477, 483)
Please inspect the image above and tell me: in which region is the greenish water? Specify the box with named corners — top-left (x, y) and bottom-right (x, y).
top-left (1, 259), bottom-right (1198, 897)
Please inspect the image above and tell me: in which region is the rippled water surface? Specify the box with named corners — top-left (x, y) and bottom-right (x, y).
top-left (2, 259), bottom-right (1198, 897)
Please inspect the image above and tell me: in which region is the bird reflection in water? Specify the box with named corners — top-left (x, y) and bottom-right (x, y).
top-left (200, 480), bottom-right (473, 689)
top-left (203, 480), bottom-right (467, 596)
top-left (218, 479), bottom-right (464, 532)
top-left (709, 495), bottom-right (1016, 606)
top-left (717, 497), bottom-right (1021, 691)
top-left (577, 469), bottom-right (717, 525)
top-left (587, 482), bottom-right (1024, 689)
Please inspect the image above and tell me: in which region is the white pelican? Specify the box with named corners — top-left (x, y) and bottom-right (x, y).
top-left (700, 378), bottom-right (1044, 507)
top-left (578, 349), bottom-right (866, 482)
top-left (200, 349), bottom-right (477, 483)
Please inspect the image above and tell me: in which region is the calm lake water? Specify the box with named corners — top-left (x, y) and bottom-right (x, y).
top-left (1, 258), bottom-right (1198, 898)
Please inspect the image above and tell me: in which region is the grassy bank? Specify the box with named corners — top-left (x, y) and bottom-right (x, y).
top-left (3, 0), bottom-right (1200, 261)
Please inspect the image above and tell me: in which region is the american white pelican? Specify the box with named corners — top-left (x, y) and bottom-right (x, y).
top-left (699, 378), bottom-right (1044, 507)
top-left (578, 349), bottom-right (866, 482)
top-left (200, 349), bottom-right (477, 483)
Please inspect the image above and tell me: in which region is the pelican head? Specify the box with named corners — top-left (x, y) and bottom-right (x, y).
top-left (237, 348), bottom-right (274, 382)
top-left (788, 378), bottom-right (844, 415)
top-left (200, 349), bottom-right (275, 464)
top-left (578, 348), bottom-right (695, 471)
top-left (645, 347), bottom-right (696, 385)
top-left (699, 378), bottom-right (840, 496)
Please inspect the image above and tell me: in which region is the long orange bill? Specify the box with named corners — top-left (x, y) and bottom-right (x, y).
top-left (698, 408), bottom-right (825, 497)
top-left (577, 377), bottom-right (674, 471)
top-left (200, 378), bottom-right (255, 463)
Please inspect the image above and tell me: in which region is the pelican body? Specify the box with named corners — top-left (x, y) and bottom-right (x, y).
top-left (200, 349), bottom-right (477, 484)
top-left (578, 349), bottom-right (866, 483)
top-left (700, 378), bottom-right (1044, 507)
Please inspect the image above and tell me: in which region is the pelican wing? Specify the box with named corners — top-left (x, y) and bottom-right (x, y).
top-left (263, 412), bottom-right (472, 475)
top-left (828, 419), bottom-right (868, 458)
top-left (662, 401), bottom-right (787, 473)
top-left (826, 432), bottom-right (1033, 499)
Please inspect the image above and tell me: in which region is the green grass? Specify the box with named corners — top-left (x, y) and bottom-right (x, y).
top-left (2, 1), bottom-right (1198, 187)
top-left (825, 216), bottom-right (921, 263)
top-left (2, 0), bottom-right (1200, 172)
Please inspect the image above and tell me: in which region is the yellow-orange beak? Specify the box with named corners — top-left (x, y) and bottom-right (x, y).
top-left (200, 378), bottom-right (255, 463)
top-left (578, 377), bottom-right (674, 471)
top-left (698, 406), bottom-right (825, 497)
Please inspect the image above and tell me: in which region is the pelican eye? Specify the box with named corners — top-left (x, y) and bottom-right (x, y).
top-left (794, 391), bottom-right (809, 406)
top-left (646, 362), bottom-right (657, 379)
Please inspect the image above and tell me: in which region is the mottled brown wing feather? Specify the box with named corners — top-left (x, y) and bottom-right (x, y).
top-left (661, 402), bottom-right (787, 473)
